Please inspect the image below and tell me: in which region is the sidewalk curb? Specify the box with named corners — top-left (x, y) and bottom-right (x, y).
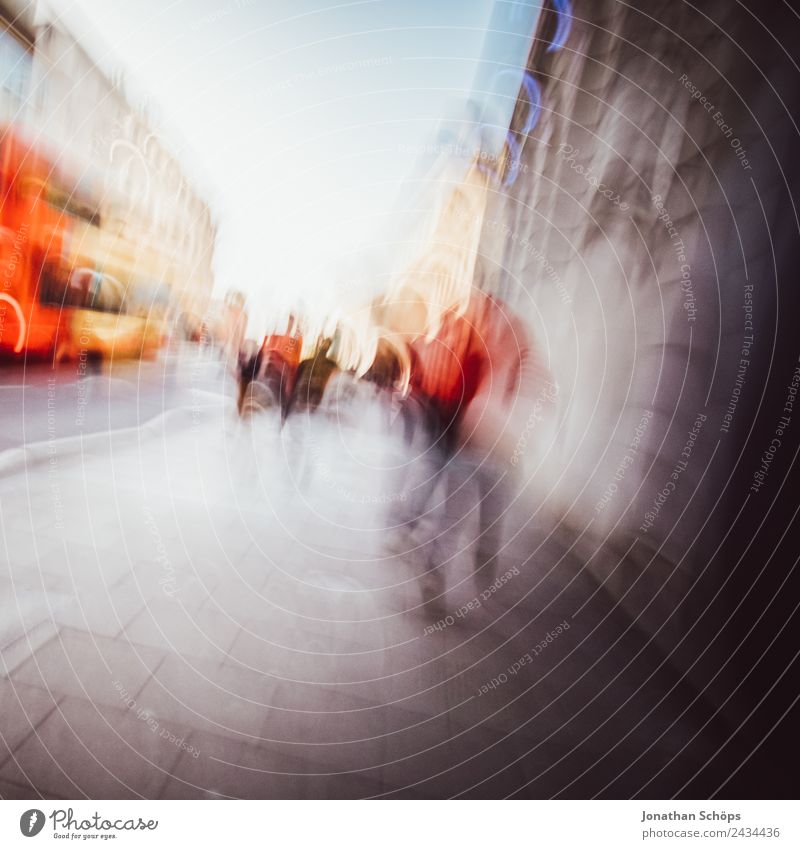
top-left (0, 401), bottom-right (227, 478)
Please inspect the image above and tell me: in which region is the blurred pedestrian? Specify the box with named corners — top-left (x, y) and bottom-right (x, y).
top-left (394, 292), bottom-right (543, 608)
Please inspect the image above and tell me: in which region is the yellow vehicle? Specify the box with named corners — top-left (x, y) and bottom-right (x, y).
top-left (48, 267), bottom-right (168, 361)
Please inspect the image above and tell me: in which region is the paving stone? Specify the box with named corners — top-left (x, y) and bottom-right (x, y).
top-left (0, 679), bottom-right (61, 765)
top-left (134, 655), bottom-right (275, 743)
top-left (0, 697), bottom-right (187, 798)
top-left (124, 599), bottom-right (241, 663)
top-left (12, 629), bottom-right (165, 708)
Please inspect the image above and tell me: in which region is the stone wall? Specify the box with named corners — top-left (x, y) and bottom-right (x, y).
top-left (477, 0), bottom-right (800, 720)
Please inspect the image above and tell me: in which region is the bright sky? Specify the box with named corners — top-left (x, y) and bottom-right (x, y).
top-left (47, 0), bottom-right (539, 333)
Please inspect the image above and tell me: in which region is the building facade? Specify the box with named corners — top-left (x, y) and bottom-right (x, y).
top-left (474, 0), bottom-right (800, 733)
top-left (1, 0), bottom-right (216, 326)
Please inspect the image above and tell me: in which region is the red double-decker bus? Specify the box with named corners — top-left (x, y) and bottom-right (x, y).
top-left (0, 124), bottom-right (167, 362)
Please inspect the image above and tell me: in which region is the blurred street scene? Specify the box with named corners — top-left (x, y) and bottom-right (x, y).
top-left (0, 343), bottom-right (739, 799)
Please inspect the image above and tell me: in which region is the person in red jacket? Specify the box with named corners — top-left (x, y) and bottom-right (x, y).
top-left (396, 291), bottom-right (543, 611)
top-left (260, 314), bottom-right (303, 420)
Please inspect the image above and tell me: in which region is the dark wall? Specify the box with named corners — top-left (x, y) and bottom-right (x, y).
top-left (477, 0), bottom-right (800, 774)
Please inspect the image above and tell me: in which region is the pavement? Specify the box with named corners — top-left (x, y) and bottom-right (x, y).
top-left (0, 352), bottom-right (734, 799)
top-left (0, 343), bottom-right (232, 454)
